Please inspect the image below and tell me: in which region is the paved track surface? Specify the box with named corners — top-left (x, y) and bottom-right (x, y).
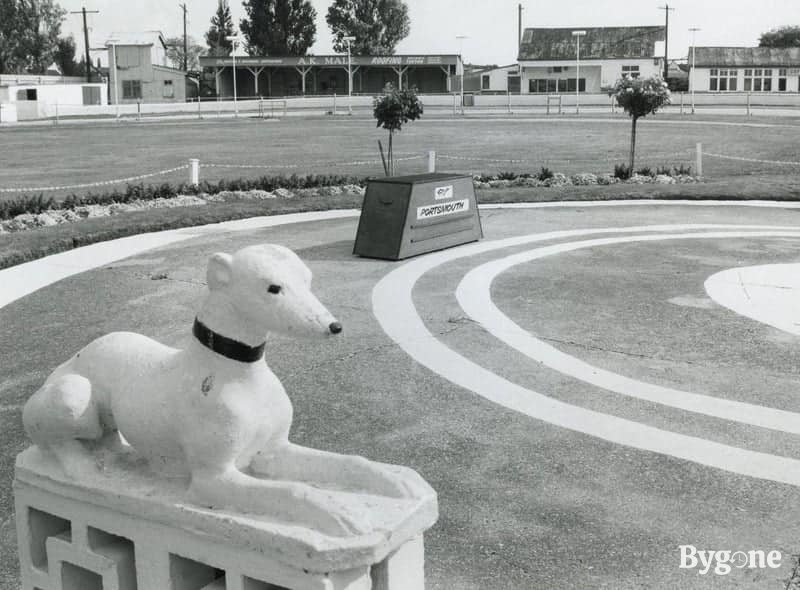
top-left (4, 203), bottom-right (800, 588)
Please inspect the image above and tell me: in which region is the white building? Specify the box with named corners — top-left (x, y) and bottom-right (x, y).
top-left (517, 26), bottom-right (665, 94)
top-left (0, 77), bottom-right (106, 121)
top-left (689, 47), bottom-right (800, 93)
top-left (476, 64), bottom-right (521, 93)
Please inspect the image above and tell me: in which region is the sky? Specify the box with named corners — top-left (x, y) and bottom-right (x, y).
top-left (58, 0), bottom-right (799, 66)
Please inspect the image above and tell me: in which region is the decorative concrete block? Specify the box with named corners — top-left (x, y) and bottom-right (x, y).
top-left (15, 244), bottom-right (438, 590)
top-left (15, 447), bottom-right (436, 590)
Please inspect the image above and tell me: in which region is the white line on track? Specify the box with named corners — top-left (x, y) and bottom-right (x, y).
top-left (372, 224), bottom-right (800, 486)
top-left (455, 231), bottom-right (800, 435)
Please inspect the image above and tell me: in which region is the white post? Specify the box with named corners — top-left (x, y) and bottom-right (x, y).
top-left (696, 142), bottom-right (703, 178)
top-left (427, 150), bottom-right (436, 173)
top-left (333, 93), bottom-right (337, 115)
top-left (343, 36), bottom-right (355, 116)
top-left (689, 27), bottom-right (700, 115)
top-left (507, 89), bottom-right (511, 114)
top-left (190, 158), bottom-right (200, 186)
top-left (456, 36), bottom-right (467, 116)
top-left (575, 35), bottom-right (580, 114)
top-left (572, 30), bottom-right (586, 114)
top-left (227, 35), bottom-right (241, 118)
top-left (679, 92), bottom-right (684, 115)
top-left (54, 101), bottom-right (59, 125)
top-left (747, 92), bottom-right (751, 116)
top-left (198, 96), bottom-right (202, 119)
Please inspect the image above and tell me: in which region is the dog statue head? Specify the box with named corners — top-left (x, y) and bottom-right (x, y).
top-left (205, 244), bottom-right (342, 338)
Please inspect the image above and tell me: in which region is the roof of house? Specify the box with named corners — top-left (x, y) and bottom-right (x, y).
top-left (107, 31), bottom-right (167, 49)
top-left (691, 46), bottom-right (800, 67)
top-left (519, 26), bottom-right (665, 61)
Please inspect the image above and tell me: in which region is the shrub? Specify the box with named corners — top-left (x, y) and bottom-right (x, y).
top-left (537, 167), bottom-right (554, 181)
top-left (635, 166), bottom-right (654, 177)
top-left (656, 165), bottom-right (672, 176)
top-left (613, 163), bottom-right (631, 179)
top-left (675, 164), bottom-right (693, 176)
top-left (0, 194), bottom-right (56, 220)
top-left (497, 171), bottom-right (519, 180)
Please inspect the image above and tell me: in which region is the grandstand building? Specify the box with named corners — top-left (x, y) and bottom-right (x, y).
top-left (198, 54), bottom-right (461, 98)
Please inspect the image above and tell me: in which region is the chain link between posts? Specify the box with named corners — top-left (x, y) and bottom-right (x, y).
top-left (0, 165), bottom-right (190, 193)
top-left (704, 153), bottom-right (800, 166)
top-left (4, 150), bottom-right (795, 194)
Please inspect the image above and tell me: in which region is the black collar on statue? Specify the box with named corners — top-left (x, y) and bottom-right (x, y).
top-left (192, 318), bottom-right (266, 363)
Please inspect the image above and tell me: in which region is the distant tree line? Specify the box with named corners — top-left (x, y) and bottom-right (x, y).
top-left (1, 0), bottom-right (413, 75)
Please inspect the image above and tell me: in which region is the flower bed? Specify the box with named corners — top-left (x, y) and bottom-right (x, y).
top-left (0, 170), bottom-right (699, 234)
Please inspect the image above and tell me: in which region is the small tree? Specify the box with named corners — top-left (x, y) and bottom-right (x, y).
top-left (373, 84), bottom-right (423, 176)
top-left (610, 75), bottom-right (670, 174)
top-left (165, 35), bottom-right (206, 71)
top-left (205, 0), bottom-right (235, 56)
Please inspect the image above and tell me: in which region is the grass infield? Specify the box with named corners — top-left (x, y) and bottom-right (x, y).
top-left (3, 175), bottom-right (799, 270)
top-left (2, 114), bottom-right (799, 200)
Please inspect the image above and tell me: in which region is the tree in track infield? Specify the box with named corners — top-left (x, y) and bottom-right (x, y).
top-left (610, 75), bottom-right (671, 175)
top-left (373, 84), bottom-right (423, 176)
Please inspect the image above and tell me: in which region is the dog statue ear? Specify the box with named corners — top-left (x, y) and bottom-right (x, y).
top-left (207, 253), bottom-right (233, 290)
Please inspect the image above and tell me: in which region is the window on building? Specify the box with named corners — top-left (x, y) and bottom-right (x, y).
top-left (709, 68), bottom-right (737, 91)
top-left (163, 79), bottom-right (174, 98)
top-left (566, 78), bottom-right (586, 92)
top-left (778, 68), bottom-right (787, 91)
top-left (557, 79), bottom-right (567, 92)
top-left (507, 75), bottom-right (521, 94)
top-left (16, 89), bottom-right (37, 101)
top-left (122, 80), bottom-right (142, 99)
top-left (482, 75), bottom-right (490, 90)
top-left (622, 65), bottom-right (640, 78)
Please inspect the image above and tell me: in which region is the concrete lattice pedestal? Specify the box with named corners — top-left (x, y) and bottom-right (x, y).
top-left (15, 447), bottom-right (437, 590)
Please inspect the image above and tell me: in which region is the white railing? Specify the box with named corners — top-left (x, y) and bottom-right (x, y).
top-left (7, 91), bottom-right (800, 123)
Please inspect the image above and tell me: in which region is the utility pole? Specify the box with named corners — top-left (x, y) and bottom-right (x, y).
top-left (180, 3), bottom-right (188, 71)
top-left (70, 6), bottom-right (100, 83)
top-left (518, 4), bottom-right (524, 44)
top-left (658, 4), bottom-right (675, 81)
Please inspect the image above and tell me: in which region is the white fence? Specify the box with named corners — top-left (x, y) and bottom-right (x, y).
top-left (7, 91), bottom-right (800, 123)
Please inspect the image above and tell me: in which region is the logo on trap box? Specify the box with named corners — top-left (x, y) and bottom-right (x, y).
top-left (434, 185), bottom-right (453, 200)
top-left (417, 199), bottom-right (469, 220)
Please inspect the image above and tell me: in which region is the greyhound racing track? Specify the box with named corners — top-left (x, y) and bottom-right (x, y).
top-left (5, 204), bottom-right (800, 588)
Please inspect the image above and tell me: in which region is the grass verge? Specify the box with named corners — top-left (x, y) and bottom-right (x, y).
top-left (2, 175), bottom-right (799, 270)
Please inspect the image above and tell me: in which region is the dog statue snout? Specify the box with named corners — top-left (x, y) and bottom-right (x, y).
top-left (329, 322), bottom-right (343, 335)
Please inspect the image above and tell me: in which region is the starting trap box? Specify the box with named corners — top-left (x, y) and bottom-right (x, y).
top-left (353, 173), bottom-right (483, 260)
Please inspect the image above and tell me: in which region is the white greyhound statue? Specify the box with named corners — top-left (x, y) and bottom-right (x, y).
top-left (22, 244), bottom-right (432, 537)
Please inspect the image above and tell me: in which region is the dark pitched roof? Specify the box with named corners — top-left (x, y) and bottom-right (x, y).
top-left (692, 46), bottom-right (800, 67)
top-left (519, 26), bottom-right (665, 61)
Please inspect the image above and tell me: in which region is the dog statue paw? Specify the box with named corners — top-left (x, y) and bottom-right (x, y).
top-left (22, 244), bottom-right (435, 537)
